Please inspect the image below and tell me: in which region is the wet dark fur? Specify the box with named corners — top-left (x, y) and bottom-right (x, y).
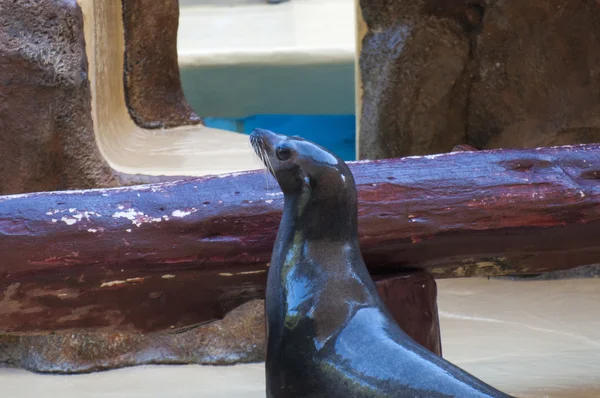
top-left (250, 128), bottom-right (514, 398)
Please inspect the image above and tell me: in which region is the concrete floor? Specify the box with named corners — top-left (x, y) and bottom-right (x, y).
top-left (2, 277), bottom-right (599, 397)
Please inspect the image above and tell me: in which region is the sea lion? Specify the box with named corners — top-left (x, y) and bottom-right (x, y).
top-left (249, 128), bottom-right (514, 398)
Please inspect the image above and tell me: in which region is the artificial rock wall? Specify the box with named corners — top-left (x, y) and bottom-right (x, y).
top-left (0, 0), bottom-right (115, 195)
top-left (358, 0), bottom-right (600, 159)
top-left (0, 0), bottom-right (202, 195)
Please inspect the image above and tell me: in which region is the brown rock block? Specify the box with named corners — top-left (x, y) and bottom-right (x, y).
top-left (0, 0), bottom-right (116, 195)
top-left (357, 0), bottom-right (600, 159)
top-left (0, 273), bottom-right (441, 373)
top-left (0, 300), bottom-right (266, 374)
top-left (375, 271), bottom-right (442, 356)
top-left (468, 1), bottom-right (600, 149)
top-left (358, 0), bottom-right (475, 159)
top-left (122, 0), bottom-right (201, 129)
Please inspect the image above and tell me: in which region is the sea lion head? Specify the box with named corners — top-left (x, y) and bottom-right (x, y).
top-left (249, 128), bottom-right (354, 199)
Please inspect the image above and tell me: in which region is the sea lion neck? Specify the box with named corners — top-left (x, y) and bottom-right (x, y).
top-left (280, 183), bottom-right (359, 243)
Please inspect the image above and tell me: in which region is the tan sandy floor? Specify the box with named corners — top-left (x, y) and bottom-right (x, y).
top-left (437, 278), bottom-right (600, 397)
top-left (1, 277), bottom-right (599, 397)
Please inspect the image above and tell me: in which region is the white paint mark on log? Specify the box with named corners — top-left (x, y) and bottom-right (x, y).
top-left (171, 208), bottom-right (198, 218)
top-left (404, 151), bottom-right (463, 161)
top-left (236, 270), bottom-right (266, 275)
top-left (100, 277), bottom-right (145, 288)
top-left (112, 209), bottom-right (140, 221)
top-left (112, 208), bottom-right (165, 227)
top-left (100, 280), bottom-right (127, 288)
top-left (61, 217), bottom-right (77, 226)
top-left (216, 170), bottom-right (253, 179)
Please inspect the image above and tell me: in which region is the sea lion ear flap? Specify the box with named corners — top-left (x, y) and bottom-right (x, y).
top-left (302, 175), bottom-right (311, 193)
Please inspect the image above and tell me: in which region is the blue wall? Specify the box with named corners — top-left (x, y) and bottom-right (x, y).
top-left (204, 114), bottom-right (356, 161)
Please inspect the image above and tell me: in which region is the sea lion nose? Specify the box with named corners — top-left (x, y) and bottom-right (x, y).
top-left (250, 128), bottom-right (278, 142)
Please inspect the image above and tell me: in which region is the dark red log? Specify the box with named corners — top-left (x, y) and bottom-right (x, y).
top-left (0, 144), bottom-right (599, 333)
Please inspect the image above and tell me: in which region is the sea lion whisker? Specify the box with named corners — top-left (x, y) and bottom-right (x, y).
top-left (264, 149), bottom-right (275, 175)
top-left (253, 143), bottom-right (273, 189)
top-left (262, 148), bottom-right (277, 189)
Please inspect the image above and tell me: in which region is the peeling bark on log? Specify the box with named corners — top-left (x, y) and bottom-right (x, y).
top-left (0, 144), bottom-right (599, 333)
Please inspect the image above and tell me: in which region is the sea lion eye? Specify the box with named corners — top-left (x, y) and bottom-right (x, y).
top-left (276, 146), bottom-right (292, 161)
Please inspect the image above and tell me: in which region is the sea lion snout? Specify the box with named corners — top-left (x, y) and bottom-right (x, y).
top-left (249, 128), bottom-right (282, 154)
top-left (249, 128), bottom-right (288, 167)
top-left (249, 127), bottom-right (273, 142)
top-left (250, 129), bottom-right (304, 193)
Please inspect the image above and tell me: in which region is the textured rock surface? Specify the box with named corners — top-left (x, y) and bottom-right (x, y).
top-left (0, 300), bottom-right (266, 374)
top-left (494, 264), bottom-right (600, 281)
top-left (358, 0), bottom-right (600, 159)
top-left (0, 0), bottom-right (116, 195)
top-left (122, 0), bottom-right (202, 129)
top-left (0, 272), bottom-right (441, 374)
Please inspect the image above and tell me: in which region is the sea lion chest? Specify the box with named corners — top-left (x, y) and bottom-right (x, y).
top-left (265, 240), bottom-right (382, 397)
